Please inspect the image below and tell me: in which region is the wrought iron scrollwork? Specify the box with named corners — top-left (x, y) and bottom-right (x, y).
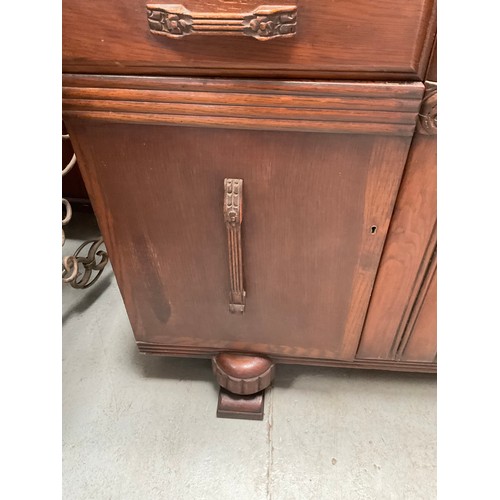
top-left (62, 131), bottom-right (108, 288)
top-left (62, 237), bottom-right (109, 289)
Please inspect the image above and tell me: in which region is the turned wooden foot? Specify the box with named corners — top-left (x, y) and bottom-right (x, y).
top-left (212, 353), bottom-right (275, 420)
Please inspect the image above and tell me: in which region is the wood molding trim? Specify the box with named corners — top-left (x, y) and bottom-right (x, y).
top-left (136, 341), bottom-right (436, 373)
top-left (63, 0), bottom-right (435, 80)
top-left (62, 75), bottom-right (424, 136)
top-left (413, 0), bottom-right (436, 80)
top-left (395, 248), bottom-right (437, 359)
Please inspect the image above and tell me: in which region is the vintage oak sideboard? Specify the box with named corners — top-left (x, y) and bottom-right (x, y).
top-left (63, 0), bottom-right (437, 419)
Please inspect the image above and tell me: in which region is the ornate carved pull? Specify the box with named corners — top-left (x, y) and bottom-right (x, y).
top-left (417, 81), bottom-right (437, 135)
top-left (224, 178), bottom-right (246, 313)
top-left (146, 4), bottom-right (297, 40)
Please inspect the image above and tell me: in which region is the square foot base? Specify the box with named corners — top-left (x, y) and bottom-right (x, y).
top-left (216, 387), bottom-right (265, 420)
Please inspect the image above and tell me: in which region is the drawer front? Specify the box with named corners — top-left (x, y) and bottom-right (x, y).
top-left (63, 76), bottom-right (423, 362)
top-left (63, 0), bottom-right (435, 80)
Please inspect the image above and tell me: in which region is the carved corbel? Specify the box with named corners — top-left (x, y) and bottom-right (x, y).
top-left (417, 81), bottom-right (437, 135)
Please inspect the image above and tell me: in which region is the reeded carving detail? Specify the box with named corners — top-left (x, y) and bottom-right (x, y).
top-left (224, 178), bottom-right (242, 227)
top-left (417, 81), bottom-right (437, 135)
top-left (146, 4), bottom-right (297, 40)
top-left (224, 178), bottom-right (246, 313)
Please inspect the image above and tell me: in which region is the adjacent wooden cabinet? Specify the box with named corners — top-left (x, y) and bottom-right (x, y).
top-left (63, 0), bottom-right (437, 418)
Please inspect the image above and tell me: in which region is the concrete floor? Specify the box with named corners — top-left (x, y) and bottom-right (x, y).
top-left (63, 213), bottom-right (436, 500)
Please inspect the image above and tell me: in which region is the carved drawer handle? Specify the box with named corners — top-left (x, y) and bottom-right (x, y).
top-left (146, 4), bottom-right (297, 40)
top-left (224, 178), bottom-right (246, 313)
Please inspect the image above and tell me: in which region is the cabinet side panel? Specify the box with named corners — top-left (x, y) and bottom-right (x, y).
top-left (356, 133), bottom-right (436, 360)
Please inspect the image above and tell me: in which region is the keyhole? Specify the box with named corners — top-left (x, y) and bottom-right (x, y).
top-left (371, 225), bottom-right (377, 234)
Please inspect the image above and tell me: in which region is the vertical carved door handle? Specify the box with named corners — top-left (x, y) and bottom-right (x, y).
top-left (224, 178), bottom-right (246, 313)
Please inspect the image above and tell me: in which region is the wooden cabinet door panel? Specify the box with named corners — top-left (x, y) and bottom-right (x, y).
top-left (63, 76), bottom-right (422, 363)
top-left (356, 133), bottom-right (436, 361)
top-left (65, 121), bottom-right (413, 362)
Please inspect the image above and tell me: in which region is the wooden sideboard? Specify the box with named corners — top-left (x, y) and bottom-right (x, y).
top-left (63, 0), bottom-right (436, 419)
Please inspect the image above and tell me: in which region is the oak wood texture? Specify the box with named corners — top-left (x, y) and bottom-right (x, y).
top-left (217, 388), bottom-right (265, 420)
top-left (399, 259), bottom-right (436, 362)
top-left (356, 126), bottom-right (436, 361)
top-left (356, 39), bottom-right (436, 363)
top-left (212, 353), bottom-right (275, 394)
top-left (62, 0), bottom-right (435, 80)
top-left (425, 36), bottom-right (437, 82)
top-left (62, 75), bottom-right (423, 136)
top-left (64, 79), bottom-right (416, 363)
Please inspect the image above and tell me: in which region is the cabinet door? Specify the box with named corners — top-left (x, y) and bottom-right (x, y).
top-left (356, 119), bottom-right (436, 366)
top-left (63, 75), bottom-right (423, 363)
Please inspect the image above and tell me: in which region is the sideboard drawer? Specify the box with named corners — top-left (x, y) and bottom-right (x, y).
top-left (63, 75), bottom-right (423, 363)
top-left (63, 0), bottom-right (435, 80)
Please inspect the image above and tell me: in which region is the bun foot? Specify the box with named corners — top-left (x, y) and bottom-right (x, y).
top-left (212, 353), bottom-right (275, 420)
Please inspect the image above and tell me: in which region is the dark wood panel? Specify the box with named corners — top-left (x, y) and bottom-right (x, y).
top-left (425, 36), bottom-right (437, 82)
top-left (399, 261), bottom-right (437, 362)
top-left (62, 0), bottom-right (436, 79)
top-left (356, 132), bottom-right (436, 360)
top-left (64, 119), bottom-right (413, 362)
top-left (62, 75), bottom-right (423, 136)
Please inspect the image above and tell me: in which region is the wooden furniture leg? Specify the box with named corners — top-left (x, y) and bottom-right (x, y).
top-left (212, 353), bottom-right (275, 420)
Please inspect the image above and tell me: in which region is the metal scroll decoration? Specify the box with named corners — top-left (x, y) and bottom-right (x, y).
top-left (146, 4), bottom-right (297, 40)
top-left (62, 133), bottom-right (109, 289)
top-left (62, 237), bottom-right (109, 289)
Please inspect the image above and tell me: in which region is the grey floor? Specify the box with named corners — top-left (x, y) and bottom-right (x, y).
top-left (63, 213), bottom-right (436, 500)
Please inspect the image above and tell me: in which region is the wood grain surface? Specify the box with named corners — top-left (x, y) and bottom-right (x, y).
top-left (399, 261), bottom-right (437, 362)
top-left (62, 0), bottom-right (436, 80)
top-left (396, 249), bottom-right (437, 363)
top-left (65, 117), bottom-right (413, 362)
top-left (356, 132), bottom-right (436, 361)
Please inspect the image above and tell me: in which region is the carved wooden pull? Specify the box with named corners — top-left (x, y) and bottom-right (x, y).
top-left (146, 4), bottom-right (297, 40)
top-left (224, 178), bottom-right (246, 313)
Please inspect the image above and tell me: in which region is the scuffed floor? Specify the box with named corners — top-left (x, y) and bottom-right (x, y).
top-left (63, 213), bottom-right (436, 500)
